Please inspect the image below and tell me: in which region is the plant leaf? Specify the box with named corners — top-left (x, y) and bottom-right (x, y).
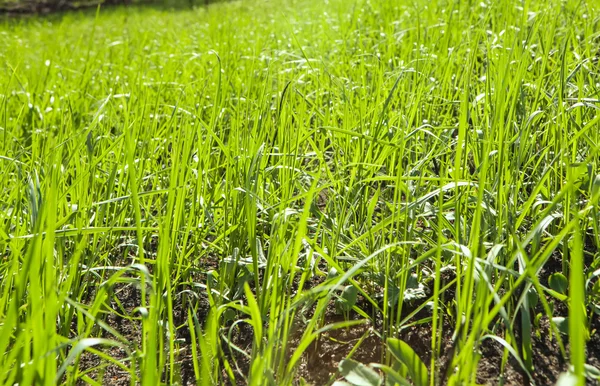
top-left (338, 358), bottom-right (382, 386)
top-left (549, 272), bottom-right (568, 295)
top-left (387, 338), bottom-right (428, 386)
top-left (556, 372), bottom-right (579, 386)
top-left (370, 363), bottom-right (412, 386)
top-left (584, 364), bottom-right (600, 380)
top-left (55, 338), bottom-right (125, 383)
top-left (336, 285), bottom-right (358, 314)
top-left (552, 317), bottom-right (569, 335)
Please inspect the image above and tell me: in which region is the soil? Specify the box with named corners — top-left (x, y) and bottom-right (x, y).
top-left (70, 241), bottom-right (600, 386)
top-left (0, 0), bottom-right (210, 17)
top-left (75, 282), bottom-right (143, 386)
top-left (0, 0), bottom-right (127, 16)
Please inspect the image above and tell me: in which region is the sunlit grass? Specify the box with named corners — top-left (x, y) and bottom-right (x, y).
top-left (0, 0), bottom-right (599, 384)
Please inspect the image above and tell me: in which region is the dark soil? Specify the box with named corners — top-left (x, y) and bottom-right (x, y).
top-left (0, 0), bottom-right (129, 16)
top-left (75, 282), bottom-right (143, 386)
top-left (0, 0), bottom-right (211, 17)
top-left (70, 242), bottom-right (600, 386)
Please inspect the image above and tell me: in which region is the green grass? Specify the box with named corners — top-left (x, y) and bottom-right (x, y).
top-left (1, 0), bottom-right (599, 384)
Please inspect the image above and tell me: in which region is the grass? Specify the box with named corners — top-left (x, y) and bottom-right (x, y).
top-left (0, 0), bottom-right (599, 384)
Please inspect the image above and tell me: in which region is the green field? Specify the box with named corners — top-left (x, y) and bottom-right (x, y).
top-left (1, 0), bottom-right (600, 384)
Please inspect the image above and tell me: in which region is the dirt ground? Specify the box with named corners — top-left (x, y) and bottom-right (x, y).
top-left (74, 289), bottom-right (600, 384)
top-left (70, 243), bottom-right (600, 386)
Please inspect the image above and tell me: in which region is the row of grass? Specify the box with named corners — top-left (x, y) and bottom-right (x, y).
top-left (1, 0), bottom-right (600, 384)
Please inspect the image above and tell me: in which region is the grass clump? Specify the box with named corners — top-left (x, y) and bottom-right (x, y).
top-left (1, 0), bottom-right (600, 385)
